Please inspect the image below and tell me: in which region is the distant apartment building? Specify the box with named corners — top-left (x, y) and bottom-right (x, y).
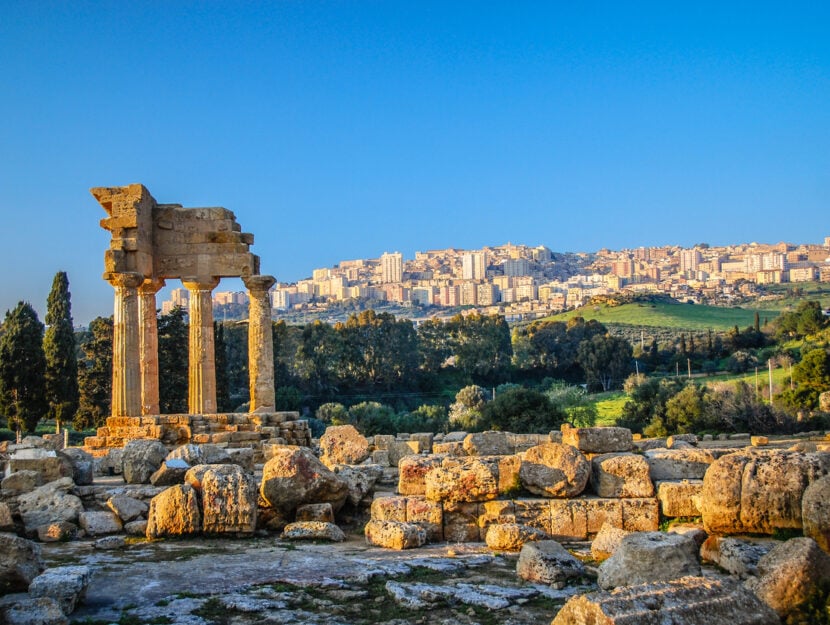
top-left (503, 258), bottom-right (531, 277)
top-left (462, 252), bottom-right (487, 280)
top-left (214, 291), bottom-right (248, 306)
top-left (380, 251), bottom-right (403, 283)
top-left (680, 249), bottom-right (702, 274)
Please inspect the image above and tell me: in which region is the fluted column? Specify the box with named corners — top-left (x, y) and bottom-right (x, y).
top-left (138, 278), bottom-right (165, 415)
top-left (243, 275), bottom-right (276, 412)
top-left (108, 272), bottom-right (144, 417)
top-left (183, 278), bottom-right (220, 414)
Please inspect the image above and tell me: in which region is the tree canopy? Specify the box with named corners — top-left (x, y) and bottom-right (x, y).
top-left (0, 302), bottom-right (48, 433)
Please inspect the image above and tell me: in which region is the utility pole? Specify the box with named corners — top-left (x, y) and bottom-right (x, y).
top-left (755, 367), bottom-right (759, 398)
top-left (769, 359), bottom-right (774, 406)
top-left (687, 358), bottom-right (691, 379)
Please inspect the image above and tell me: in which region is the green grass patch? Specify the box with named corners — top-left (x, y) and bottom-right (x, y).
top-left (547, 301), bottom-right (778, 331)
top-left (591, 391), bottom-right (627, 426)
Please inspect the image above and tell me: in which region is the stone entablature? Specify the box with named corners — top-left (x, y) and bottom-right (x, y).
top-left (83, 412), bottom-right (311, 458)
top-left (91, 184), bottom-right (276, 417)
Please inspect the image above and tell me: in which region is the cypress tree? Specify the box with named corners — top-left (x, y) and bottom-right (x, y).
top-left (44, 271), bottom-right (79, 428)
top-left (0, 302), bottom-right (48, 433)
top-left (158, 307), bottom-right (188, 413)
top-left (75, 316), bottom-right (113, 430)
top-left (215, 321), bottom-right (231, 412)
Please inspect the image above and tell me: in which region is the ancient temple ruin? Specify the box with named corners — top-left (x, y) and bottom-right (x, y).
top-left (86, 184), bottom-right (310, 453)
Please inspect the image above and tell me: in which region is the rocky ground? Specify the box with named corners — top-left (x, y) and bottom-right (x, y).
top-left (48, 534), bottom-right (588, 625)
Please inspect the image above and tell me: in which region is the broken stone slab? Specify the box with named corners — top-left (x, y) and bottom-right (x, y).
top-left (146, 483), bottom-right (201, 538)
top-left (463, 431), bottom-right (513, 456)
top-left (332, 463), bottom-right (383, 506)
top-left (561, 426), bottom-right (633, 454)
top-left (655, 479), bottom-right (703, 517)
top-left (0, 502), bottom-right (14, 532)
top-left (699, 536), bottom-right (773, 579)
top-left (364, 519), bottom-right (427, 550)
top-left (150, 458), bottom-right (190, 486)
top-left (552, 576), bottom-right (779, 625)
top-left (0, 533), bottom-right (44, 592)
top-left (37, 522), bottom-right (78, 543)
top-left (1, 469), bottom-right (43, 496)
top-left (644, 448), bottom-right (715, 481)
top-left (0, 596), bottom-right (68, 625)
top-left (484, 522), bottom-right (547, 552)
top-left (425, 456), bottom-right (500, 503)
top-left (598, 531), bottom-right (701, 590)
top-left (591, 522), bottom-right (631, 562)
top-left (123, 519), bottom-right (147, 536)
top-left (95, 535), bottom-right (126, 550)
top-left (802, 474), bottom-right (830, 553)
top-left (166, 443), bottom-right (206, 466)
top-left (201, 464), bottom-right (258, 535)
top-left (18, 477), bottom-right (83, 536)
top-left (28, 565), bottom-right (91, 614)
top-left (295, 503), bottom-right (334, 523)
top-left (79, 510), bottom-right (122, 536)
top-left (281, 521), bottom-right (346, 542)
top-left (59, 448), bottom-right (95, 486)
top-left (319, 425), bottom-right (370, 468)
top-left (745, 537), bottom-right (830, 619)
top-left (520, 442), bottom-right (590, 498)
top-left (121, 439), bottom-right (167, 484)
top-left (106, 494), bottom-right (148, 523)
top-left (516, 540), bottom-right (586, 587)
top-left (701, 449), bottom-right (830, 535)
top-left (591, 453), bottom-right (654, 498)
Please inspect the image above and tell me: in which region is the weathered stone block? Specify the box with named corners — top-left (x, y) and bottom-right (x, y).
top-left (591, 452), bottom-right (654, 498)
top-left (520, 443), bottom-right (590, 498)
top-left (370, 496), bottom-right (407, 522)
top-left (442, 501), bottom-right (480, 542)
top-left (425, 457), bottom-right (499, 503)
top-left (364, 520), bottom-right (426, 550)
top-left (656, 480), bottom-right (703, 518)
top-left (398, 455), bottom-right (443, 496)
top-left (562, 426), bottom-right (632, 453)
top-left (406, 497), bottom-right (443, 543)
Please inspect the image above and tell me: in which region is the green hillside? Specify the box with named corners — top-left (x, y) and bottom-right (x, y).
top-left (547, 300), bottom-right (779, 331)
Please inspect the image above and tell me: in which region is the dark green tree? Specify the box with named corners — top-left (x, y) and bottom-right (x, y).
top-left (214, 321), bottom-right (231, 411)
top-left (0, 302), bottom-right (48, 433)
top-left (75, 316), bottom-right (112, 430)
top-left (340, 310), bottom-right (419, 390)
top-left (577, 334), bottom-right (633, 392)
top-left (450, 313), bottom-right (513, 384)
top-left (480, 386), bottom-right (565, 433)
top-left (158, 307), bottom-right (188, 413)
top-left (44, 271), bottom-right (79, 428)
top-left (275, 385), bottom-right (302, 411)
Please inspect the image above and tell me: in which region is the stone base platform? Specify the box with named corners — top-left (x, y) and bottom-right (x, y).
top-left (83, 412), bottom-right (311, 457)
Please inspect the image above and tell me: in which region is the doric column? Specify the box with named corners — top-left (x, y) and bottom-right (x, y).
top-left (108, 272), bottom-right (144, 417)
top-left (243, 275), bottom-right (276, 412)
top-left (183, 278), bottom-right (220, 414)
top-left (138, 278), bottom-right (165, 415)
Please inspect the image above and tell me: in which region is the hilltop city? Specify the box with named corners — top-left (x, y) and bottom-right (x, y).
top-left (161, 237), bottom-right (830, 322)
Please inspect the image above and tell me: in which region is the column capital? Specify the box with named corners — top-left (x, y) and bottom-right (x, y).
top-left (107, 272), bottom-right (144, 289)
top-left (243, 274), bottom-right (276, 293)
top-left (182, 277), bottom-right (221, 292)
top-left (139, 277), bottom-right (166, 295)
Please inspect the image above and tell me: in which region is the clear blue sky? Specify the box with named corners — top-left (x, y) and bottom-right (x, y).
top-left (1, 2), bottom-right (828, 325)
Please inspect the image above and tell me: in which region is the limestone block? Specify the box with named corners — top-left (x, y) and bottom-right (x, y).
top-left (150, 458), bottom-right (190, 486)
top-left (751, 436), bottom-right (769, 447)
top-left (700, 450), bottom-right (830, 535)
top-left (520, 443), bottom-right (590, 498)
top-left (28, 565), bottom-right (91, 614)
top-left (656, 480), bottom-right (703, 518)
top-left (513, 499), bottom-right (552, 534)
top-left (699, 536), bottom-right (772, 579)
top-left (79, 510), bottom-right (122, 536)
top-left (370, 496), bottom-right (407, 522)
top-left (364, 520), bottom-right (427, 550)
top-left (591, 522), bottom-right (630, 561)
top-left (201, 464), bottom-right (258, 534)
top-left (0, 502), bottom-right (13, 532)
top-left (745, 537), bottom-right (830, 619)
top-left (409, 433), bottom-right (434, 453)
top-left (282, 521), bottom-right (345, 542)
top-left (552, 576), bottom-right (779, 625)
top-left (425, 456), bottom-right (499, 503)
top-left (584, 497), bottom-right (623, 535)
top-left (432, 442), bottom-right (465, 456)
top-left (484, 523), bottom-right (547, 552)
top-left (462, 431), bottom-right (512, 456)
top-left (591, 453), bottom-right (654, 498)
top-left (18, 477), bottom-right (83, 535)
top-left (598, 531), bottom-right (701, 590)
top-left (371, 449), bottom-right (391, 465)
top-left (319, 425), bottom-right (370, 468)
top-left (802, 474), bottom-right (830, 553)
top-left (622, 498), bottom-right (660, 532)
top-left (561, 426), bottom-right (632, 453)
top-left (59, 448), bottom-right (94, 486)
top-left (146, 484), bottom-right (201, 538)
top-left (332, 463), bottom-right (383, 506)
top-left (295, 503), bottom-right (334, 523)
top-left (442, 501), bottom-right (480, 542)
top-left (0, 597), bottom-right (68, 625)
top-left (1, 470), bottom-right (42, 496)
top-left (37, 522), bottom-right (78, 542)
top-left (0, 533), bottom-right (44, 592)
top-left (259, 446), bottom-right (349, 517)
top-left (406, 497), bottom-right (443, 543)
top-left (550, 499), bottom-right (588, 540)
top-left (398, 455), bottom-right (443, 496)
top-left (106, 495), bottom-right (149, 523)
top-left (516, 540), bottom-right (586, 586)
top-left (507, 432), bottom-right (550, 453)
top-left (666, 433), bottom-right (698, 448)
top-left (166, 443), bottom-right (206, 466)
top-left (497, 454), bottom-right (522, 496)
top-left (477, 500), bottom-right (516, 540)
top-left (121, 439), bottom-right (168, 484)
top-left (8, 455), bottom-right (73, 484)
top-left (644, 448), bottom-right (715, 481)
top-left (388, 440), bottom-right (421, 467)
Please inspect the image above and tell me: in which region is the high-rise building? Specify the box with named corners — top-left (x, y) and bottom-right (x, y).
top-left (380, 252), bottom-right (403, 283)
top-left (462, 252), bottom-right (486, 280)
top-left (503, 258), bottom-right (531, 277)
top-left (680, 249), bottom-right (702, 273)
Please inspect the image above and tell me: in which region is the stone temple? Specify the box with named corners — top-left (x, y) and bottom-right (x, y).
top-left (85, 184), bottom-right (310, 454)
